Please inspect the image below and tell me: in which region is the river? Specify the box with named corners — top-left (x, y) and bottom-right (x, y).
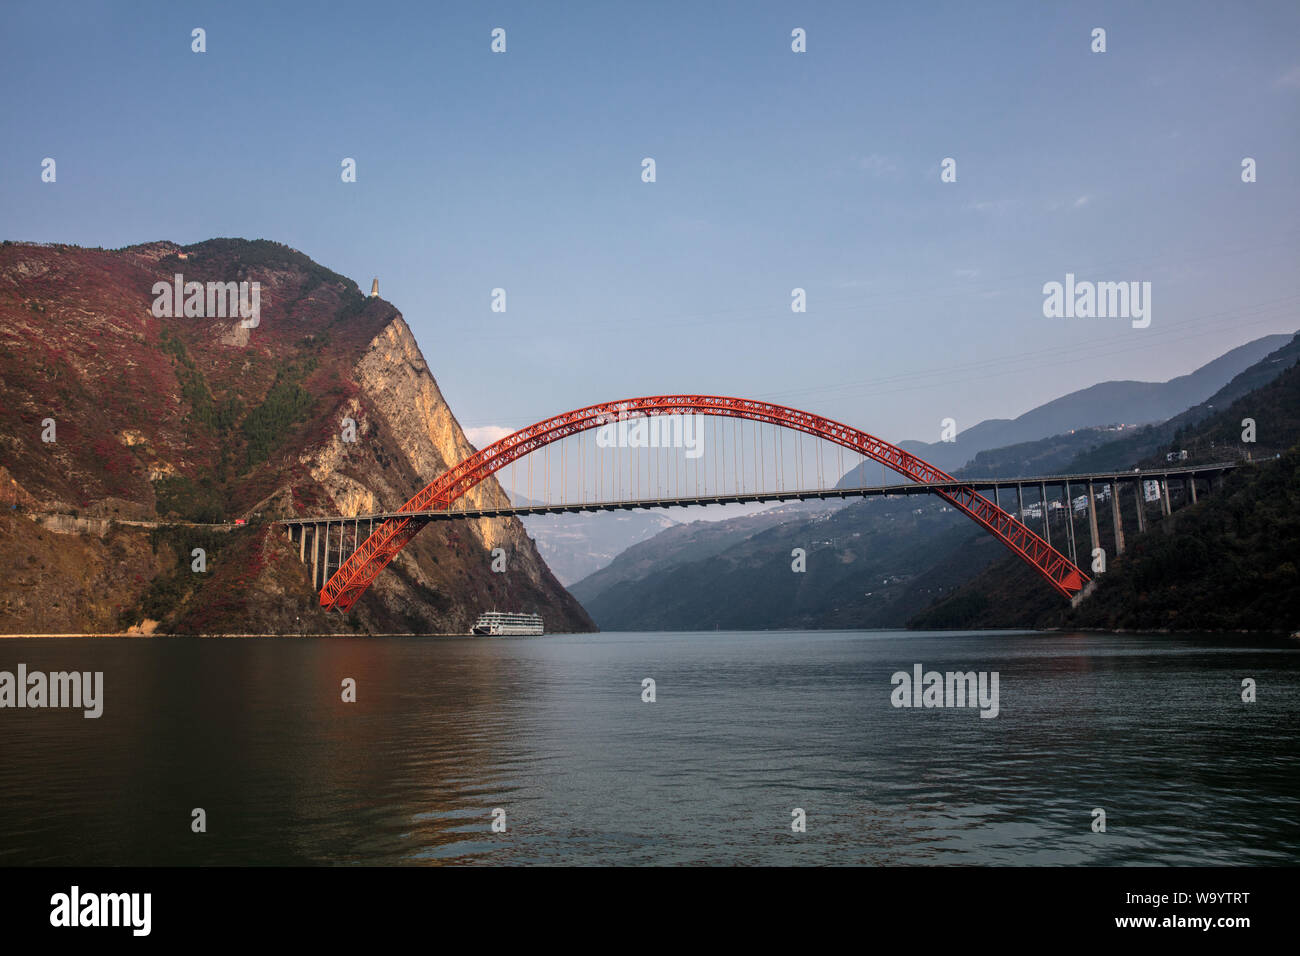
top-left (1, 629), bottom-right (1296, 865)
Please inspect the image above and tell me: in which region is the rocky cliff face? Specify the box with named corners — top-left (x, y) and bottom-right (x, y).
top-left (0, 238), bottom-right (593, 634)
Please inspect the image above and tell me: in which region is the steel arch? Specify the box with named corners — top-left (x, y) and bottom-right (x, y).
top-left (319, 395), bottom-right (1088, 611)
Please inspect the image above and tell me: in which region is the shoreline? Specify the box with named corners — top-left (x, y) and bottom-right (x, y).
top-left (1, 627), bottom-right (1293, 639)
top-left (0, 632), bottom-right (472, 639)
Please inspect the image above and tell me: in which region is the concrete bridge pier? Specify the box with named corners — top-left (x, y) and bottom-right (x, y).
top-left (1039, 481), bottom-right (1051, 545)
top-left (1063, 480), bottom-right (1078, 566)
top-left (320, 522), bottom-right (331, 589)
top-left (1086, 481), bottom-right (1101, 569)
top-left (278, 517), bottom-right (380, 592)
top-left (1111, 482), bottom-right (1125, 555)
top-left (311, 524), bottom-right (321, 590)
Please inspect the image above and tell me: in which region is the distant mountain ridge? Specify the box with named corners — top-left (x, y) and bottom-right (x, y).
top-left (952, 333), bottom-right (1300, 478)
top-left (568, 504), bottom-right (817, 608)
top-left (569, 499), bottom-right (983, 631)
top-left (511, 494), bottom-right (678, 586)
top-left (1062, 331), bottom-right (1300, 473)
top-left (838, 334), bottom-right (1292, 480)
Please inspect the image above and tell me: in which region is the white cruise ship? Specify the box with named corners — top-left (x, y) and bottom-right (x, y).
top-left (471, 611), bottom-right (544, 637)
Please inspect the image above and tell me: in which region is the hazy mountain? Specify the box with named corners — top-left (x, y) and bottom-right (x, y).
top-left (1062, 331), bottom-right (1300, 473)
top-left (516, 503), bottom-right (679, 586)
top-left (568, 504), bottom-right (819, 608)
top-left (838, 333), bottom-right (1293, 480)
top-left (939, 333), bottom-right (1300, 479)
top-left (951, 426), bottom-right (1135, 479)
top-left (569, 496), bottom-right (1002, 631)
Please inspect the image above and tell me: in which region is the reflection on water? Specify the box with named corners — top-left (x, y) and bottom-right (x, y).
top-left (0, 630), bottom-right (1296, 865)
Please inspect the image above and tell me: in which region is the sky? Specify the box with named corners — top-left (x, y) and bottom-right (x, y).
top-left (3, 0), bottom-right (1298, 450)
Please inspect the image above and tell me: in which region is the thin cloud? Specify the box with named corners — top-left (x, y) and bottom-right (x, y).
top-left (465, 425), bottom-right (513, 449)
top-left (964, 199), bottom-right (1019, 213)
top-left (1046, 195), bottom-right (1092, 211)
top-left (858, 153), bottom-right (899, 177)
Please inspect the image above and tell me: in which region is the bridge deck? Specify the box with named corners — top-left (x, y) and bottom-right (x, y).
top-left (278, 461), bottom-right (1239, 526)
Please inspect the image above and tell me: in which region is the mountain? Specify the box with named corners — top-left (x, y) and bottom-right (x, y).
top-left (838, 333), bottom-right (1293, 479)
top-left (1060, 331), bottom-right (1300, 473)
top-left (570, 332), bottom-right (1300, 633)
top-left (569, 504), bottom-right (818, 610)
top-left (516, 505), bottom-right (678, 586)
top-left (951, 425), bottom-right (1135, 479)
top-left (939, 333), bottom-right (1300, 479)
top-left (0, 239), bottom-right (593, 635)
top-left (569, 497), bottom-right (1009, 630)
top-left (908, 352), bottom-right (1300, 632)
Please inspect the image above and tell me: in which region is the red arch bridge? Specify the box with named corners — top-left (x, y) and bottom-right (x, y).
top-left (274, 394), bottom-right (1239, 612)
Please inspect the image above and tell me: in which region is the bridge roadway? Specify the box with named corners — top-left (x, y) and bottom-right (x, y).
top-left (278, 460), bottom-right (1239, 527)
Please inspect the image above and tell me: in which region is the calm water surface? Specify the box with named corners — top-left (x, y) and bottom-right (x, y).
top-left (1, 630), bottom-right (1297, 865)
